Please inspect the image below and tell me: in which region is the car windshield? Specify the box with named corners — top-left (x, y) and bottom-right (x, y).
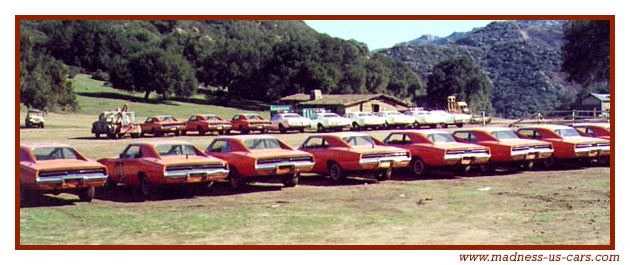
top-left (245, 115), bottom-right (264, 120)
top-left (204, 115), bottom-right (220, 121)
top-left (322, 113), bottom-right (340, 118)
top-left (283, 114), bottom-right (302, 119)
top-left (555, 128), bottom-right (581, 137)
top-left (31, 147), bottom-right (80, 161)
top-left (343, 135), bottom-right (376, 146)
top-left (491, 130), bottom-right (520, 139)
top-left (243, 138), bottom-right (283, 150)
top-left (155, 144), bottom-right (199, 156)
top-left (427, 133), bottom-right (457, 143)
top-left (159, 116), bottom-right (176, 122)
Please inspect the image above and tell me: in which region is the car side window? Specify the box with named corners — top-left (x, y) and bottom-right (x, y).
top-left (302, 137), bottom-right (329, 149)
top-left (207, 140), bottom-right (231, 153)
top-left (384, 133), bottom-right (411, 144)
top-left (122, 145), bottom-right (142, 159)
top-left (518, 129), bottom-right (540, 139)
top-left (189, 116), bottom-right (197, 121)
top-left (585, 128), bottom-right (596, 136)
top-left (453, 132), bottom-right (478, 143)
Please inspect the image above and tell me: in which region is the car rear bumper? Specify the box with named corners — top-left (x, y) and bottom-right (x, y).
top-left (163, 168), bottom-right (229, 183)
top-left (444, 153), bottom-right (491, 165)
top-left (34, 174), bottom-right (108, 190)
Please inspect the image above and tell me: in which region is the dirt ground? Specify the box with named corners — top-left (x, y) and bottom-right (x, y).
top-left (18, 114), bottom-right (612, 245)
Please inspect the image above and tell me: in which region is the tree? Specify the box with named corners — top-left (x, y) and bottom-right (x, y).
top-left (561, 20), bottom-right (610, 89)
top-left (426, 57), bottom-right (493, 112)
top-left (127, 48), bottom-right (198, 100)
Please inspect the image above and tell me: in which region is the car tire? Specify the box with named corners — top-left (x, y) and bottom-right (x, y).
top-left (456, 123), bottom-right (464, 128)
top-left (543, 156), bottom-right (556, 169)
top-left (410, 157), bottom-right (427, 177)
top-left (441, 123), bottom-right (448, 128)
top-left (139, 174), bottom-right (158, 200)
top-left (429, 124), bottom-right (437, 129)
top-left (299, 128), bottom-right (305, 133)
top-left (260, 128), bottom-right (267, 134)
top-left (19, 186), bottom-right (32, 205)
top-left (328, 162), bottom-right (346, 182)
top-left (317, 124), bottom-right (325, 133)
top-left (95, 133), bottom-right (100, 139)
top-left (376, 167), bottom-right (392, 181)
top-left (352, 122), bottom-right (360, 131)
top-left (413, 122), bottom-right (420, 129)
top-left (282, 172), bottom-right (299, 187)
top-left (229, 167), bottom-right (244, 190)
top-left (198, 126), bottom-right (205, 135)
top-left (279, 124), bottom-right (287, 134)
top-left (480, 163), bottom-right (496, 174)
top-left (107, 133), bottom-right (116, 139)
top-left (78, 187), bottom-right (95, 202)
top-left (130, 133), bottom-right (140, 138)
top-left (103, 177), bottom-right (117, 191)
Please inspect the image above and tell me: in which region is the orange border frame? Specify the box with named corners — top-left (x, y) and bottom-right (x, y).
top-left (15, 14), bottom-right (615, 250)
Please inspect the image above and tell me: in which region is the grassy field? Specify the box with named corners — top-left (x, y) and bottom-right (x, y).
top-left (18, 76), bottom-right (611, 245)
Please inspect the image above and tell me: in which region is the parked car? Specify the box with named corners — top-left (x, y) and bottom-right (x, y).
top-left (230, 113), bottom-right (272, 134)
top-left (24, 109), bottom-right (45, 128)
top-left (92, 110), bottom-right (141, 138)
top-left (20, 143), bottom-right (108, 203)
top-left (309, 112), bottom-right (351, 132)
top-left (452, 127), bottom-right (554, 171)
top-left (375, 110), bottom-right (415, 129)
top-left (343, 111), bottom-right (386, 130)
top-left (403, 109), bottom-right (440, 128)
top-left (140, 115), bottom-right (186, 137)
top-left (572, 123), bottom-right (611, 140)
top-left (382, 130), bottom-right (491, 177)
top-left (429, 110), bottom-right (467, 128)
top-left (515, 124), bottom-right (610, 166)
top-left (270, 112), bottom-right (311, 133)
top-left (298, 132), bottom-right (411, 182)
top-left (98, 141), bottom-right (229, 200)
top-left (183, 114), bottom-right (231, 135)
top-left (205, 135), bottom-right (314, 189)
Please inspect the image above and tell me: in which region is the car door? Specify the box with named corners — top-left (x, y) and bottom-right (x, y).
top-left (299, 136), bottom-right (332, 173)
top-left (115, 144), bottom-right (143, 184)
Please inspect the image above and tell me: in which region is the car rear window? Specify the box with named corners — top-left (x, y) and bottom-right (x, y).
top-left (245, 115), bottom-right (264, 120)
top-left (31, 147), bottom-right (80, 161)
top-left (156, 144), bottom-right (198, 156)
top-left (555, 128), bottom-right (581, 137)
top-left (204, 115), bottom-right (220, 121)
top-left (322, 113), bottom-right (339, 118)
top-left (343, 135), bottom-right (376, 146)
top-left (491, 130), bottom-right (519, 140)
top-left (427, 133), bottom-right (457, 143)
top-left (243, 138), bottom-right (283, 150)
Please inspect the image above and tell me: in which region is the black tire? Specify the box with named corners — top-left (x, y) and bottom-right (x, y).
top-left (543, 156), bottom-right (556, 169)
top-left (229, 167), bottom-right (244, 190)
top-left (456, 123), bottom-right (464, 128)
top-left (299, 128), bottom-right (305, 133)
top-left (480, 163), bottom-right (496, 174)
top-left (317, 124), bottom-right (325, 133)
top-left (328, 162), bottom-right (346, 182)
top-left (139, 174), bottom-right (157, 200)
top-left (410, 157), bottom-right (427, 177)
top-left (174, 130), bottom-right (181, 136)
top-left (20, 186), bottom-right (32, 205)
top-left (260, 128), bottom-right (267, 134)
top-left (104, 177), bottom-right (117, 190)
top-left (198, 126), bottom-right (205, 135)
top-left (429, 124), bottom-right (437, 129)
top-left (140, 132), bottom-right (145, 137)
top-left (282, 172), bottom-right (299, 187)
top-left (279, 124), bottom-right (287, 133)
top-left (441, 123), bottom-right (448, 128)
top-left (78, 187), bottom-right (95, 202)
top-left (41, 124), bottom-right (45, 128)
top-left (456, 165), bottom-right (472, 176)
top-left (413, 122), bottom-right (420, 129)
top-left (95, 133), bottom-right (100, 139)
top-left (107, 133), bottom-right (116, 139)
top-left (239, 126), bottom-right (249, 135)
top-left (130, 133), bottom-right (140, 138)
top-left (352, 122), bottom-right (360, 131)
top-left (376, 167), bottom-right (392, 181)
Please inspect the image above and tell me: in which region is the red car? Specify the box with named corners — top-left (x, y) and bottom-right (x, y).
top-left (140, 115), bottom-right (186, 137)
top-left (230, 113), bottom-right (272, 134)
top-left (452, 127), bottom-right (554, 171)
top-left (97, 140), bottom-right (229, 200)
top-left (183, 114), bottom-right (231, 135)
top-left (515, 125), bottom-right (610, 165)
top-left (205, 135), bottom-right (314, 189)
top-left (298, 132), bottom-right (411, 182)
top-left (572, 123), bottom-right (611, 140)
top-left (383, 130), bottom-right (491, 177)
top-left (20, 143), bottom-right (108, 203)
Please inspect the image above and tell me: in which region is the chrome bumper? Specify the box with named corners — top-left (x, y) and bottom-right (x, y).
top-left (359, 156), bottom-right (411, 165)
top-left (255, 161), bottom-right (315, 171)
top-left (36, 173), bottom-right (108, 184)
top-left (444, 153), bottom-right (491, 161)
top-left (164, 168), bottom-right (229, 178)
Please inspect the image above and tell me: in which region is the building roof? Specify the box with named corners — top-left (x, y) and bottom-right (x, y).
top-left (279, 93), bottom-right (411, 107)
top-left (590, 93), bottom-right (610, 102)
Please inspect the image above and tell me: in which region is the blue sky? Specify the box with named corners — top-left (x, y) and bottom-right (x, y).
top-left (304, 20), bottom-right (496, 50)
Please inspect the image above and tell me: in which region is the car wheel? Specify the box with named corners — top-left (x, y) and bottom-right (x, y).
top-left (352, 122), bottom-right (360, 131)
top-left (456, 165), bottom-right (472, 176)
top-left (413, 122), bottom-right (420, 129)
top-left (543, 156), bottom-right (556, 169)
top-left (376, 167), bottom-right (392, 181)
top-left (260, 128), bottom-right (267, 134)
top-left (410, 157), bottom-right (426, 177)
top-left (139, 174), bottom-right (157, 200)
top-left (597, 156), bottom-right (610, 166)
top-left (441, 123), bottom-right (448, 128)
top-left (103, 177), bottom-right (117, 191)
top-left (140, 132), bottom-right (145, 137)
top-left (130, 133), bottom-right (140, 138)
top-left (317, 124), bottom-right (325, 133)
top-left (328, 162), bottom-right (346, 182)
top-left (456, 123), bottom-right (464, 128)
top-left (282, 171), bottom-right (299, 187)
top-left (229, 167), bottom-right (244, 190)
top-left (95, 133), bottom-right (100, 139)
top-left (279, 124), bottom-right (287, 133)
top-left (107, 133), bottom-right (116, 139)
top-left (20, 186), bottom-right (33, 205)
top-left (41, 123), bottom-right (45, 129)
top-left (78, 187), bottom-right (95, 202)
top-left (239, 126), bottom-right (249, 134)
top-left (198, 126), bottom-right (205, 135)
top-left (429, 124), bottom-right (437, 129)
top-left (480, 163), bottom-right (496, 174)
top-left (299, 128), bottom-right (305, 133)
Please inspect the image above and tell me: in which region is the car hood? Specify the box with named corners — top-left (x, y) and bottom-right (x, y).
top-left (23, 159), bottom-right (105, 171)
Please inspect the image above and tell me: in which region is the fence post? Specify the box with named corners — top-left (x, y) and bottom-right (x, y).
top-left (482, 111), bottom-right (486, 126)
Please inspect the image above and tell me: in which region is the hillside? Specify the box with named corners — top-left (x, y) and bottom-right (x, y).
top-left (380, 20), bottom-right (576, 118)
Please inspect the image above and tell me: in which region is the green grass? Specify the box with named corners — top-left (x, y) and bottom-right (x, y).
top-left (69, 74), bottom-right (270, 120)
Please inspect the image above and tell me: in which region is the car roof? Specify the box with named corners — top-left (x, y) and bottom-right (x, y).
top-left (308, 132), bottom-right (370, 138)
top-left (518, 124), bottom-right (573, 130)
top-left (455, 127), bottom-right (515, 133)
top-left (21, 142), bottom-right (73, 149)
top-left (130, 140), bottom-right (194, 146)
top-left (213, 135), bottom-right (280, 141)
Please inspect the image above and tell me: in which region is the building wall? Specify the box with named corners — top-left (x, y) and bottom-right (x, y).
top-left (344, 99), bottom-right (407, 114)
